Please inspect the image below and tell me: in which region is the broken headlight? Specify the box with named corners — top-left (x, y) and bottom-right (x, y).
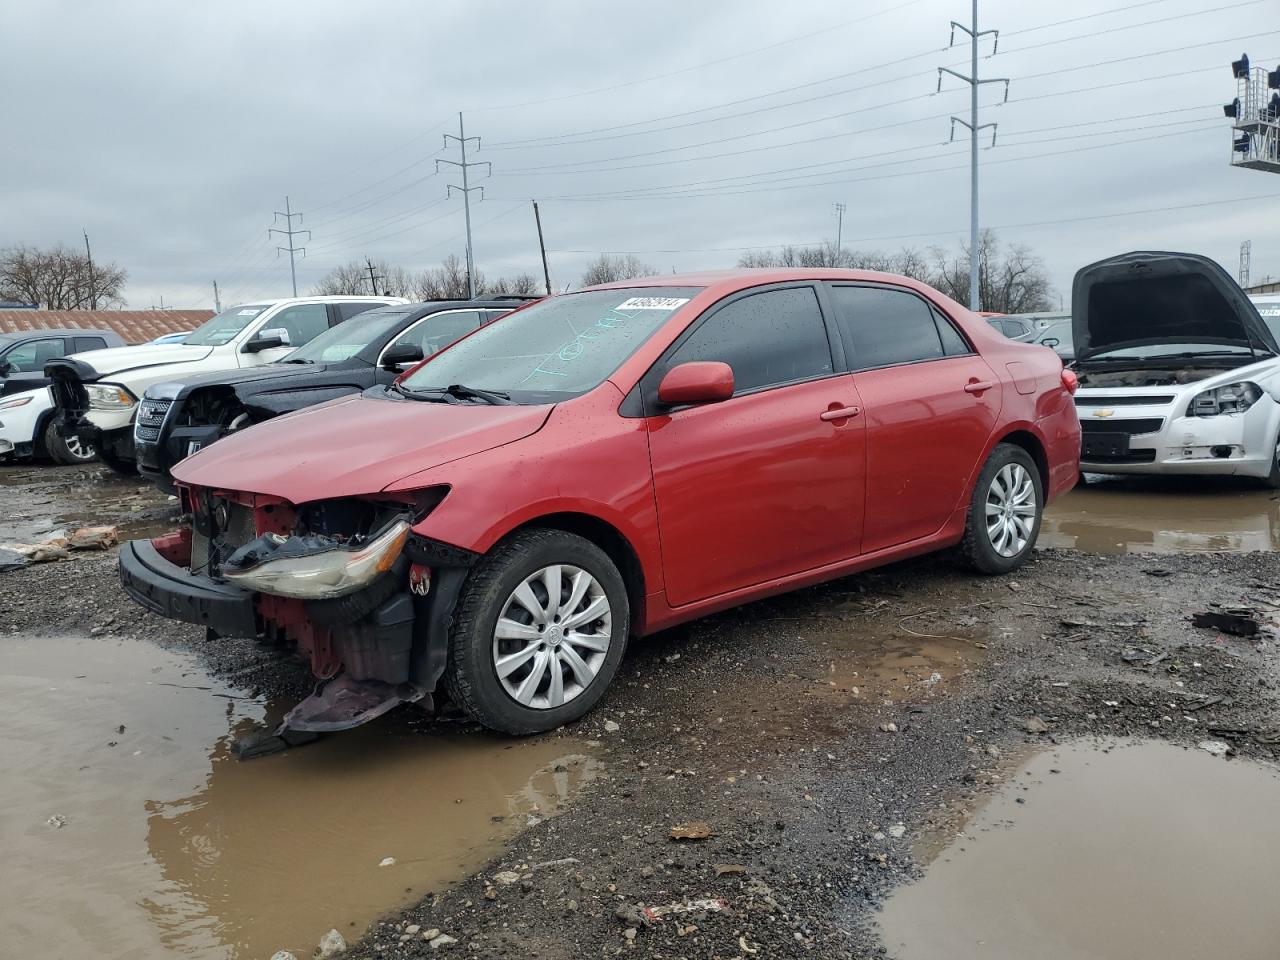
top-left (86, 383), bottom-right (137, 409)
top-left (221, 518), bottom-right (411, 599)
top-left (1189, 381), bottom-right (1262, 417)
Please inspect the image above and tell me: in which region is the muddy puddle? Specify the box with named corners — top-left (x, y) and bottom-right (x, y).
top-left (877, 739), bottom-right (1280, 959)
top-left (0, 461), bottom-right (178, 543)
top-left (0, 633), bottom-right (599, 959)
top-left (1041, 474), bottom-right (1280, 554)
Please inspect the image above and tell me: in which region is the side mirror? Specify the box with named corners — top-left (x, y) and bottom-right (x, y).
top-left (381, 342), bottom-right (424, 370)
top-left (0, 361), bottom-right (10, 378)
top-left (657, 361), bottom-right (734, 408)
top-left (243, 327), bottom-right (290, 353)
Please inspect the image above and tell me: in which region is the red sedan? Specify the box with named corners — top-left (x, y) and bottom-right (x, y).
top-left (119, 269), bottom-right (1080, 737)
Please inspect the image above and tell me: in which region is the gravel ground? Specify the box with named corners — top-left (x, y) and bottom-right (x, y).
top-left (2, 466), bottom-right (1278, 959)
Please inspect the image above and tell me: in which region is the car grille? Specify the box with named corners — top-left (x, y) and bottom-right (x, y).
top-left (1079, 417), bottom-right (1164, 437)
top-left (1075, 394), bottom-right (1175, 406)
top-left (134, 397), bottom-right (173, 444)
top-left (1082, 449), bottom-right (1158, 465)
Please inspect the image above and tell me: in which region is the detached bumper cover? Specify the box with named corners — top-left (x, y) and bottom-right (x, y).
top-left (119, 538), bottom-right (258, 637)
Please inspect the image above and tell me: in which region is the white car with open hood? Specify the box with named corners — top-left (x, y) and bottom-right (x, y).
top-left (1072, 251), bottom-right (1280, 486)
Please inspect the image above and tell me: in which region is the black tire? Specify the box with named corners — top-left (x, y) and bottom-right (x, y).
top-left (1260, 430), bottom-right (1280, 490)
top-left (99, 448), bottom-right (138, 476)
top-left (445, 529), bottom-right (629, 735)
top-left (959, 443), bottom-right (1044, 575)
top-left (43, 419), bottom-right (97, 464)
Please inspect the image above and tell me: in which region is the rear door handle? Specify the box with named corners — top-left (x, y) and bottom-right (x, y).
top-left (964, 380), bottom-right (996, 394)
top-left (820, 405), bottom-right (861, 421)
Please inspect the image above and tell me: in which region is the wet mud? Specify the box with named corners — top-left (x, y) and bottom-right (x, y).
top-left (0, 633), bottom-right (598, 959)
top-left (0, 462), bottom-right (179, 543)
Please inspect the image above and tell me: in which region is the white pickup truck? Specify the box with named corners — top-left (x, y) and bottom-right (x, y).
top-left (46, 295), bottom-right (405, 473)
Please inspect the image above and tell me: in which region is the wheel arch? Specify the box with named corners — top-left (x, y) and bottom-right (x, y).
top-left (33, 406), bottom-right (57, 456)
top-left (503, 511), bottom-right (647, 631)
top-left (995, 428), bottom-right (1049, 491)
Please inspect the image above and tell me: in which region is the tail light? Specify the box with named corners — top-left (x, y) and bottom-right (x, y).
top-left (1060, 368), bottom-right (1078, 395)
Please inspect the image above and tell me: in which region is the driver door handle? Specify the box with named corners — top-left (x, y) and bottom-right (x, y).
top-left (820, 405), bottom-right (861, 421)
top-left (964, 380), bottom-right (996, 394)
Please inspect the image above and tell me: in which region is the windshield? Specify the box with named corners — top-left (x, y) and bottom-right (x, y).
top-left (400, 287), bottom-right (701, 402)
top-left (184, 304), bottom-right (271, 347)
top-left (283, 306), bottom-right (416, 363)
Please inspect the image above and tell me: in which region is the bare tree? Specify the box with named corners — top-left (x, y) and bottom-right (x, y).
top-left (483, 273), bottom-right (541, 296)
top-left (0, 243), bottom-right (127, 309)
top-left (313, 259), bottom-right (415, 297)
top-left (580, 253), bottom-right (656, 286)
top-left (736, 243), bottom-right (932, 280)
top-left (413, 254), bottom-right (481, 300)
top-left (929, 230), bottom-right (1053, 313)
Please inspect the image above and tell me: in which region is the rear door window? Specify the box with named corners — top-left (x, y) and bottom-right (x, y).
top-left (829, 286), bottom-right (948, 370)
top-left (74, 336), bottom-right (107, 352)
top-left (264, 304), bottom-right (330, 347)
top-left (667, 286), bottom-right (833, 394)
top-left (337, 301), bottom-right (382, 322)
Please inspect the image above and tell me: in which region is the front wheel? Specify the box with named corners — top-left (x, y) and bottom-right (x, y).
top-left (1261, 430), bottom-right (1280, 490)
top-left (445, 529), bottom-right (629, 735)
top-left (44, 420), bottom-right (97, 464)
top-left (960, 443), bottom-right (1044, 574)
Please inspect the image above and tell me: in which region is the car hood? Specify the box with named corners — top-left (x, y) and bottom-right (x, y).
top-left (172, 392), bottom-right (554, 501)
top-left (1072, 251), bottom-right (1279, 364)
top-left (62, 343), bottom-right (216, 380)
top-left (147, 361), bottom-right (342, 399)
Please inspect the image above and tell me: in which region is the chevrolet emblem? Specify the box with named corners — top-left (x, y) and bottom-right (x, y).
top-left (1092, 409), bottom-right (1115, 418)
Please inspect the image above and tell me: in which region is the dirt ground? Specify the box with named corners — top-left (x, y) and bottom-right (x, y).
top-left (2, 462), bottom-right (1279, 959)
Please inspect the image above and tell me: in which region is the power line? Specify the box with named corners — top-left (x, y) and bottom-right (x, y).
top-left (549, 191), bottom-right (1280, 255)
top-left (467, 0), bottom-right (925, 112)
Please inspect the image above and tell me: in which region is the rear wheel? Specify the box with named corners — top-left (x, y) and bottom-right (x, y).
top-left (445, 529), bottom-right (629, 735)
top-left (960, 443), bottom-right (1043, 574)
top-left (43, 419), bottom-right (97, 464)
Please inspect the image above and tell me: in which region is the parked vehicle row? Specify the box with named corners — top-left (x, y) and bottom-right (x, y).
top-left (109, 268), bottom-right (1080, 738)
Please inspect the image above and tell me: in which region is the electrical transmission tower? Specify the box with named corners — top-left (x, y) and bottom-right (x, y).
top-left (833, 202), bottom-right (846, 261)
top-left (270, 196), bottom-right (310, 297)
top-left (365, 257), bottom-right (385, 296)
top-left (438, 112), bottom-right (490, 299)
top-left (938, 0), bottom-right (1008, 311)
top-left (1240, 240), bottom-right (1252, 287)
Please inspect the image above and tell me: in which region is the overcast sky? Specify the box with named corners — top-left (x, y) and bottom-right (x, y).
top-left (3, 0), bottom-right (1279, 310)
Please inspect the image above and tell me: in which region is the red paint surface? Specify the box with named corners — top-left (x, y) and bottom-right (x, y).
top-left (174, 269), bottom-right (1080, 639)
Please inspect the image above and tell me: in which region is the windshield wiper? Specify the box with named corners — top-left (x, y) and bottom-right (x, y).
top-left (280, 358), bottom-right (314, 364)
top-left (390, 381), bottom-right (450, 402)
top-left (440, 383), bottom-right (512, 404)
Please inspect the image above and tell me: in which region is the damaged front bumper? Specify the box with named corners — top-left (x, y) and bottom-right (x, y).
top-left (1079, 404), bottom-right (1278, 478)
top-left (118, 509), bottom-right (477, 739)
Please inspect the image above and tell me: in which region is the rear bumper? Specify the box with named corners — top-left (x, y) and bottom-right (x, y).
top-left (119, 538), bottom-right (259, 637)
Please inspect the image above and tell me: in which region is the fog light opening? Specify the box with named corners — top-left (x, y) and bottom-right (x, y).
top-left (1210, 445), bottom-right (1233, 459)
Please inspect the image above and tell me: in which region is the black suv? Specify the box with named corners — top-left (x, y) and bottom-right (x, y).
top-left (134, 297), bottom-right (533, 491)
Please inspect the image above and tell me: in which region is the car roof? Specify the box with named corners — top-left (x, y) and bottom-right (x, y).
top-left (581, 268), bottom-right (966, 309)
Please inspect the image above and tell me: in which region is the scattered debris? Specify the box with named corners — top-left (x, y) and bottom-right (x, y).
top-left (1183, 696), bottom-right (1224, 712)
top-left (643, 898), bottom-right (731, 922)
top-left (46, 814), bottom-right (67, 828)
top-left (316, 929), bottom-right (347, 958)
top-left (0, 547), bottom-right (31, 572)
top-left (492, 870), bottom-right (521, 886)
top-left (1192, 610), bottom-right (1260, 637)
top-left (888, 824), bottom-right (907, 839)
top-left (603, 719), bottom-right (621, 733)
top-left (378, 857), bottom-right (396, 867)
top-left (879, 722), bottom-right (899, 733)
top-left (270, 952), bottom-right (298, 960)
top-left (615, 903), bottom-right (651, 928)
top-left (670, 821), bottom-right (714, 841)
top-left (713, 863), bottom-right (748, 876)
top-left (1197, 740), bottom-right (1232, 758)
top-left (1020, 716), bottom-right (1050, 734)
top-left (68, 525), bottom-right (119, 550)
top-left (531, 857), bottom-right (579, 871)
top-left (428, 933), bottom-right (457, 949)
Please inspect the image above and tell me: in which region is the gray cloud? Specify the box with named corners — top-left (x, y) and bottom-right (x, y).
top-left (3, 0), bottom-right (1278, 309)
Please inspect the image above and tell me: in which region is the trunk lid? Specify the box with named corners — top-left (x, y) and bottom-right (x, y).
top-left (1072, 252), bottom-right (1279, 365)
top-left (172, 391), bottom-right (553, 501)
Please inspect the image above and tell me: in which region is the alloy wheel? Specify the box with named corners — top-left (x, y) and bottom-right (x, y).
top-left (492, 564), bottom-right (612, 710)
top-left (985, 462), bottom-right (1037, 558)
top-left (65, 435), bottom-right (95, 461)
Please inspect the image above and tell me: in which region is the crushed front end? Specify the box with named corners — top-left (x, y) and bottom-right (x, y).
top-left (118, 484), bottom-right (474, 737)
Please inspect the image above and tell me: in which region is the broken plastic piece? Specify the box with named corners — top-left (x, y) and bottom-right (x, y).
top-left (282, 673), bottom-right (427, 733)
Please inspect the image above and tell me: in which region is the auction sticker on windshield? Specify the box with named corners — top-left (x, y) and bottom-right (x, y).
top-left (615, 297), bottom-right (689, 311)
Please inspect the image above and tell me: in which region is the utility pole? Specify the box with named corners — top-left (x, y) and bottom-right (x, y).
top-left (438, 112), bottom-right (491, 299)
top-left (365, 256), bottom-right (385, 296)
top-left (270, 196), bottom-right (311, 297)
top-left (1240, 240), bottom-right (1252, 287)
top-left (532, 200), bottom-right (552, 296)
top-left (833, 202), bottom-right (846, 263)
top-left (938, 1), bottom-right (1008, 311)
top-left (212, 280), bottom-right (222, 313)
top-left (83, 229), bottom-right (97, 310)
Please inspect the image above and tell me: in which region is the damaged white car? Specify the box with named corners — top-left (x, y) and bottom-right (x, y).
top-left (1073, 252), bottom-right (1280, 487)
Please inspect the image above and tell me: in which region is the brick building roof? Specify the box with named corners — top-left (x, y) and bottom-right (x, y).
top-left (0, 309), bottom-right (212, 344)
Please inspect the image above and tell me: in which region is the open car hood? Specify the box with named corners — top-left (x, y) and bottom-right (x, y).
top-left (1071, 251), bottom-right (1279, 364)
top-left (172, 391), bottom-right (553, 501)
